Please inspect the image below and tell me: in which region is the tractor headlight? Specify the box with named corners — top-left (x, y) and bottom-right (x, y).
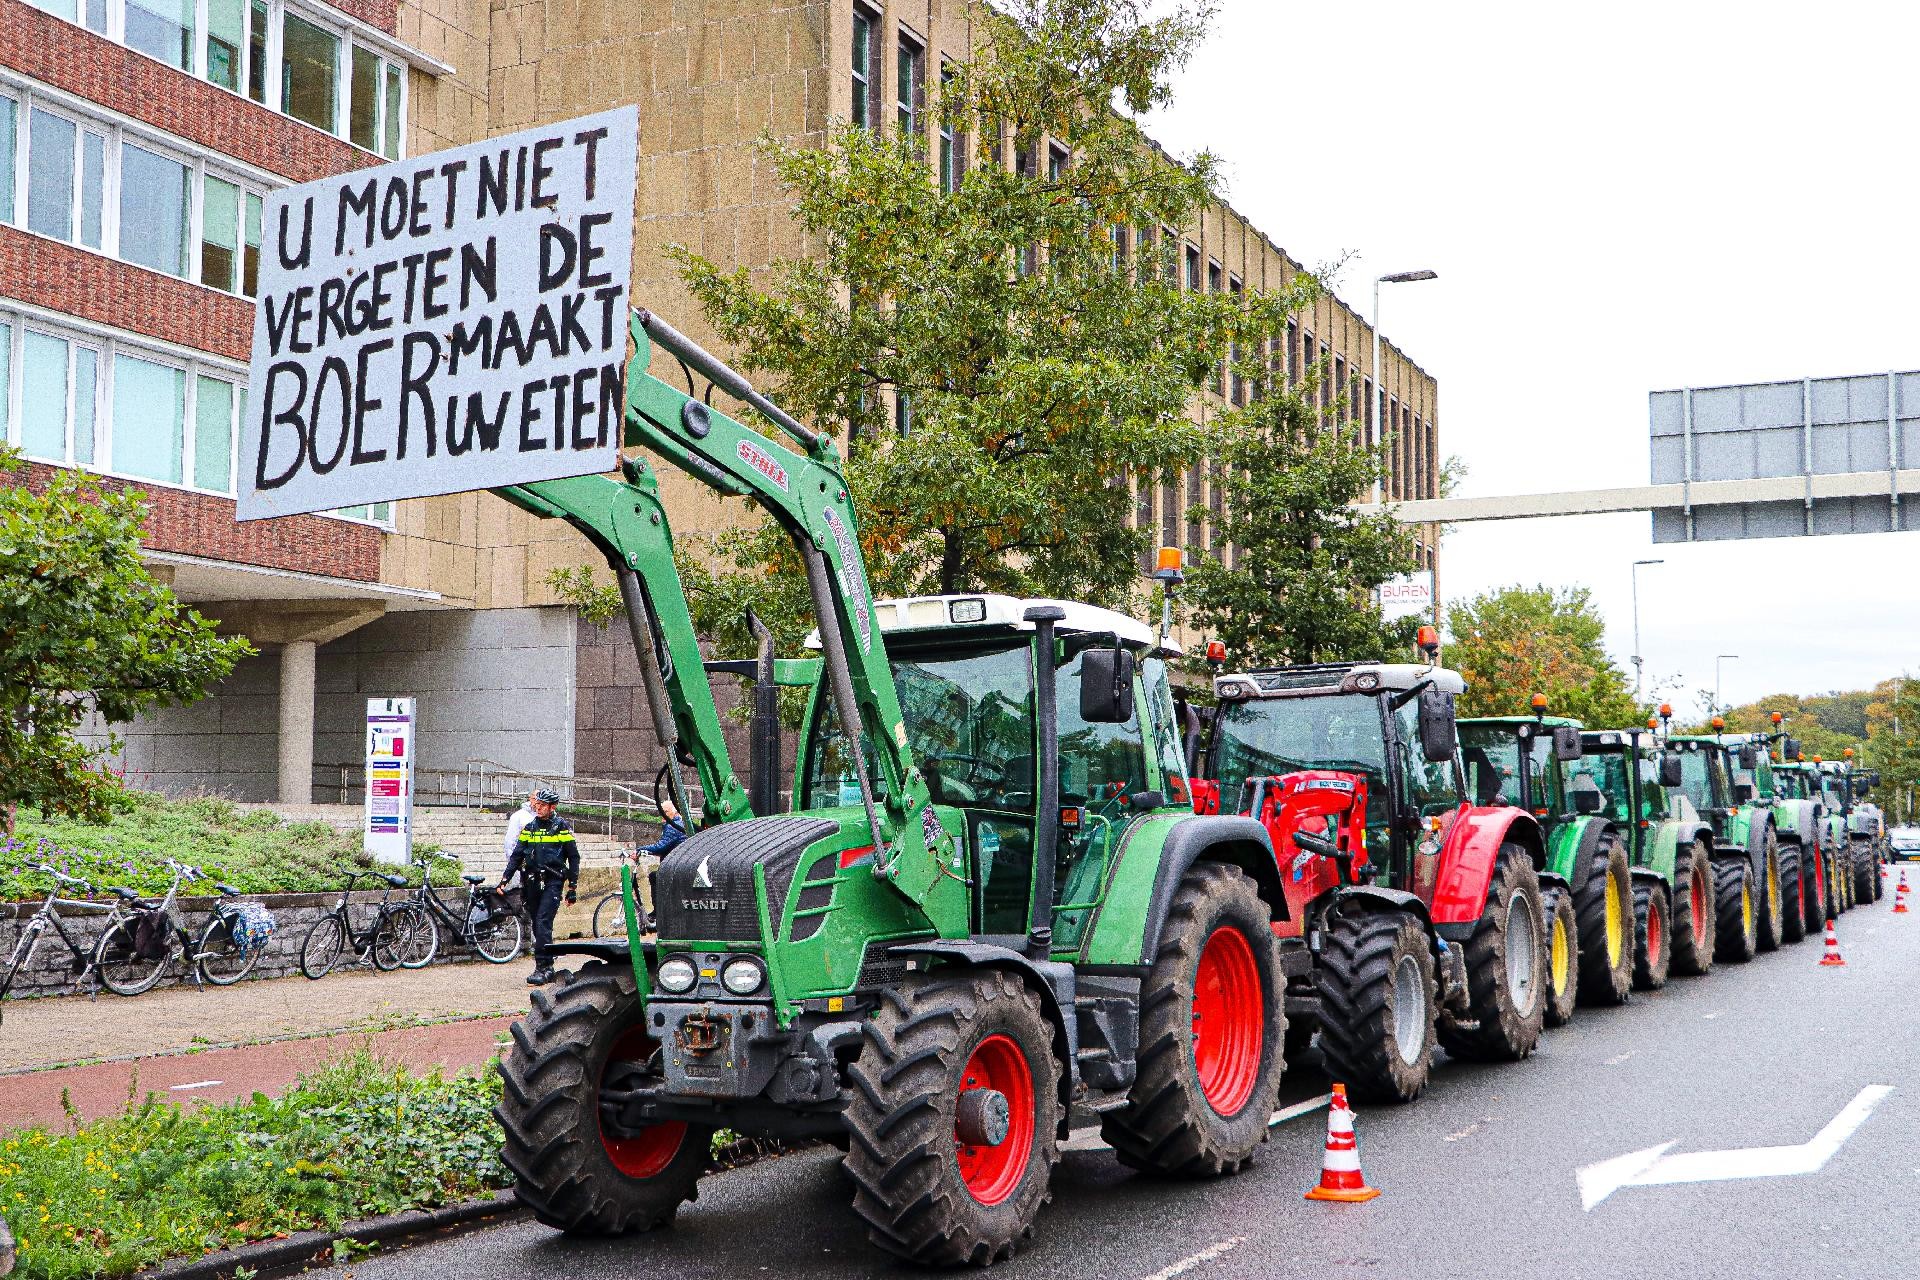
top-left (656, 956), bottom-right (698, 993)
top-left (721, 955), bottom-right (766, 996)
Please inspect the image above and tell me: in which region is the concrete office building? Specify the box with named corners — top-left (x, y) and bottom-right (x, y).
top-left (2, 0), bottom-right (1438, 805)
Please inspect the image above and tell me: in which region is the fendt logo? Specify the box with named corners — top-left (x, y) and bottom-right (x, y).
top-left (693, 855), bottom-right (714, 889)
top-left (737, 439), bottom-right (791, 491)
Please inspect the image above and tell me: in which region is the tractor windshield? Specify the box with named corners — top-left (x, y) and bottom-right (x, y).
top-left (1677, 747), bottom-right (1720, 814)
top-left (1774, 769), bottom-right (1809, 800)
top-left (1568, 750), bottom-right (1635, 824)
top-left (1457, 724), bottom-right (1553, 813)
top-left (1211, 693), bottom-right (1391, 839)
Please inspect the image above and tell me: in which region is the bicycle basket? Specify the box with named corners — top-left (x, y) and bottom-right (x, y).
top-left (131, 908), bottom-right (171, 961)
top-left (231, 902), bottom-right (276, 958)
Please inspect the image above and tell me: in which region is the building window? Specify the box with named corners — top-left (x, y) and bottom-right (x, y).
top-left (894, 391), bottom-right (911, 437)
top-left (1111, 223), bottom-right (1128, 271)
top-left (206, 0), bottom-right (246, 91)
top-left (18, 329), bottom-right (98, 466)
top-left (1184, 244), bottom-right (1200, 291)
top-left (1362, 377), bottom-right (1374, 446)
top-left (31, 0), bottom-right (108, 32)
top-left (1228, 276), bottom-right (1244, 405)
top-left (896, 29), bottom-right (924, 140)
top-left (1047, 142), bottom-right (1068, 182)
top-left (247, 0), bottom-right (269, 102)
top-left (851, 6), bottom-right (877, 130)
top-left (112, 352), bottom-right (186, 484)
top-left (349, 46), bottom-right (405, 159)
top-left (937, 63), bottom-right (961, 193)
top-left (125, 0), bottom-right (195, 73)
top-left (1286, 319), bottom-right (1298, 385)
top-left (119, 142), bottom-right (192, 277)
top-left (281, 12), bottom-right (339, 134)
top-left (1332, 356), bottom-right (1346, 424)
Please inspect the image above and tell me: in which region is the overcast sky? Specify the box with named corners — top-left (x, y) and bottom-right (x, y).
top-left (1141, 1), bottom-right (1920, 712)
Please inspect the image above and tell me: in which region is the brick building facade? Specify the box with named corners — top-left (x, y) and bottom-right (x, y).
top-left (6, 0), bottom-right (1438, 808)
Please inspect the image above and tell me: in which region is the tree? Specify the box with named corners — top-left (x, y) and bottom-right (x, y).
top-left (1864, 677), bottom-right (1918, 823)
top-left (664, 0), bottom-right (1248, 653)
top-left (1182, 343), bottom-right (1419, 668)
top-left (0, 447), bottom-right (251, 831)
top-left (1446, 585), bottom-right (1641, 726)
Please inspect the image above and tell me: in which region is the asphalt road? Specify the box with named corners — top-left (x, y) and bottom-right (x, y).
top-left (342, 885), bottom-right (1920, 1280)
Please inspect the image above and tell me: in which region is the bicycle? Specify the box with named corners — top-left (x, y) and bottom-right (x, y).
top-left (394, 854), bottom-right (524, 967)
top-left (92, 859), bottom-right (274, 995)
top-left (297, 868), bottom-right (424, 979)
top-left (0, 866), bottom-right (117, 1015)
top-left (590, 862), bottom-right (657, 939)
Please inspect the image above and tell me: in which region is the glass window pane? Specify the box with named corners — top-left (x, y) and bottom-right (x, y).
top-left (383, 64), bottom-right (402, 159)
top-left (79, 132), bottom-right (103, 249)
top-left (72, 346), bottom-right (96, 465)
top-left (119, 143), bottom-right (191, 277)
top-left (30, 0), bottom-right (78, 21)
top-left (193, 375), bottom-right (232, 492)
top-left (83, 0), bottom-right (106, 30)
top-left (207, 0), bottom-right (244, 90)
top-left (282, 15), bottom-right (341, 134)
top-left (111, 354), bottom-right (185, 484)
top-left (124, 0), bottom-right (195, 72)
top-left (850, 13), bottom-right (869, 128)
top-left (372, 501), bottom-right (391, 522)
top-left (350, 47), bottom-right (379, 150)
top-left (0, 99), bottom-right (15, 227)
top-left (0, 322), bottom-right (9, 443)
top-left (242, 191), bottom-right (262, 296)
top-left (27, 110), bottom-right (76, 242)
top-left (201, 175), bottom-right (239, 291)
top-left (20, 332), bottom-right (69, 462)
top-left (247, 0), bottom-right (267, 102)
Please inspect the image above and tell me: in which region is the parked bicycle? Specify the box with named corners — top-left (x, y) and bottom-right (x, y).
top-left (298, 868), bottom-right (425, 979)
top-left (394, 854), bottom-right (524, 967)
top-left (92, 859), bottom-right (277, 995)
top-left (1, 866), bottom-right (114, 1015)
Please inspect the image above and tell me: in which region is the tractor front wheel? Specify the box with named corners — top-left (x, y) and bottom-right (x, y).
top-left (495, 962), bottom-right (710, 1236)
top-left (844, 969), bottom-right (1060, 1266)
top-left (1437, 844), bottom-right (1545, 1062)
top-left (1799, 846), bottom-right (1826, 939)
top-left (1755, 829), bottom-right (1785, 953)
top-left (1632, 882), bottom-right (1671, 990)
top-left (1575, 831), bottom-right (1633, 1006)
top-left (1670, 839), bottom-right (1716, 976)
top-left (1778, 843), bottom-right (1807, 944)
top-left (1540, 885), bottom-right (1578, 1028)
top-left (1852, 837), bottom-right (1878, 904)
top-left (1316, 909), bottom-right (1436, 1104)
top-left (1102, 862), bottom-right (1287, 1177)
top-left (1713, 858), bottom-right (1758, 963)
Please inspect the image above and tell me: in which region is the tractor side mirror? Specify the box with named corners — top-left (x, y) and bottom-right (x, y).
top-left (1417, 687), bottom-right (1456, 763)
top-left (1080, 647), bottom-right (1136, 724)
top-left (1737, 746), bottom-right (1759, 770)
top-left (1732, 782), bottom-right (1755, 804)
top-left (1867, 770), bottom-right (1882, 786)
top-left (1572, 788), bottom-right (1604, 814)
top-left (1660, 753), bottom-right (1684, 789)
top-left (1783, 737), bottom-right (1801, 761)
top-left (1853, 778), bottom-right (1871, 798)
top-left (1552, 725), bottom-right (1583, 762)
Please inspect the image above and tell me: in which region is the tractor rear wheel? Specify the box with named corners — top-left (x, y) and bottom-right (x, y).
top-left (1437, 844), bottom-right (1545, 1063)
top-left (844, 969), bottom-right (1060, 1266)
top-left (1632, 882), bottom-right (1671, 990)
top-left (1799, 845), bottom-right (1826, 938)
top-left (1852, 838), bottom-right (1877, 904)
top-left (1103, 862), bottom-right (1286, 1178)
top-left (1779, 844), bottom-right (1807, 944)
top-left (1540, 885), bottom-right (1578, 1028)
top-left (1316, 910), bottom-right (1436, 1104)
top-left (1713, 858), bottom-right (1758, 963)
top-left (1670, 839), bottom-right (1715, 976)
top-left (1574, 831), bottom-right (1633, 1006)
top-left (495, 961), bottom-right (710, 1236)
top-left (1755, 828), bottom-right (1785, 953)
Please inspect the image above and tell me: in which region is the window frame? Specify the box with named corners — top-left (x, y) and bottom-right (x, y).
top-left (895, 25), bottom-right (924, 142)
top-left (850, 4), bottom-right (878, 130)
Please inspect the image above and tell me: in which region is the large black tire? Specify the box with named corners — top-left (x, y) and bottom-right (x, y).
top-left (495, 961), bottom-right (711, 1235)
top-left (1102, 862), bottom-right (1287, 1177)
top-left (1713, 858), bottom-right (1758, 963)
top-left (1871, 842), bottom-right (1887, 901)
top-left (1830, 847), bottom-right (1851, 915)
top-left (1437, 844), bottom-right (1545, 1062)
top-left (1670, 839), bottom-right (1716, 977)
top-left (1574, 830), bottom-right (1633, 1006)
top-left (1754, 826), bottom-right (1785, 953)
top-left (1540, 885), bottom-right (1578, 1028)
top-left (1632, 882), bottom-right (1671, 991)
top-left (1852, 837), bottom-right (1878, 904)
top-left (1316, 910), bottom-right (1436, 1104)
top-left (845, 969), bottom-right (1061, 1266)
top-left (1798, 844), bottom-right (1825, 939)
top-left (1778, 843), bottom-right (1807, 944)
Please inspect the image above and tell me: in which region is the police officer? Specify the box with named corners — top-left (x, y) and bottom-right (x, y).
top-left (500, 787), bottom-right (579, 986)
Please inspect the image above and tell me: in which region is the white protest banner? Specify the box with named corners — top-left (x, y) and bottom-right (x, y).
top-left (239, 106), bottom-right (638, 521)
top-left (1377, 571), bottom-right (1434, 622)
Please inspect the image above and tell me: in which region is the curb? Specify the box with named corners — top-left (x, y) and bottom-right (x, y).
top-left (139, 1189), bottom-right (527, 1280)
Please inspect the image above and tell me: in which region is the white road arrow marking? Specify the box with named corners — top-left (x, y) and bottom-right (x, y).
top-left (1578, 1085), bottom-right (1894, 1210)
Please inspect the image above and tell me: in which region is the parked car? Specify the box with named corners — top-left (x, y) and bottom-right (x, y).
top-left (1889, 826), bottom-right (1920, 862)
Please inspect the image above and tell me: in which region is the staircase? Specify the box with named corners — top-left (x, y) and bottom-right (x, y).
top-left (236, 802), bottom-right (631, 879)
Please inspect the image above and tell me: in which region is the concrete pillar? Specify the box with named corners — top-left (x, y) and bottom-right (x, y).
top-left (278, 640), bottom-right (317, 804)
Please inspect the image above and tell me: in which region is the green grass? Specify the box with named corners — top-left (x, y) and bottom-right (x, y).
top-left (0, 1048), bottom-right (511, 1280)
top-left (2, 793), bottom-right (449, 901)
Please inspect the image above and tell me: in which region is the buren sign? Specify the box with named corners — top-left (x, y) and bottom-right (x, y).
top-left (238, 106), bottom-right (638, 521)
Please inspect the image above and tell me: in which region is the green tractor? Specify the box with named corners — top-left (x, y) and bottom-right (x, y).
top-left (1457, 707), bottom-right (1633, 1023)
top-left (1712, 721), bottom-right (1828, 940)
top-left (1819, 754), bottom-right (1886, 904)
top-left (491, 310), bottom-right (1294, 1265)
top-left (1769, 758), bottom-right (1846, 919)
top-left (1664, 719), bottom-right (1781, 962)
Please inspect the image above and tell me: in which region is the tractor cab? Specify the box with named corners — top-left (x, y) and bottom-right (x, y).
top-left (1456, 715), bottom-right (1589, 827)
top-left (1574, 729), bottom-right (1687, 839)
top-left (1667, 736), bottom-right (1739, 832)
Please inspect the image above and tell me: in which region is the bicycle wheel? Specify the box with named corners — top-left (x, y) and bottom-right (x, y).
top-left (396, 904), bottom-right (440, 969)
top-left (591, 891), bottom-right (626, 938)
top-left (95, 919), bottom-right (171, 996)
top-left (472, 911), bottom-right (523, 963)
top-left (371, 909), bottom-right (410, 971)
top-left (300, 915), bottom-right (347, 980)
top-left (197, 915), bottom-right (259, 986)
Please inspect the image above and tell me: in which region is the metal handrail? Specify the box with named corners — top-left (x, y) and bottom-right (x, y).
top-left (313, 758), bottom-right (702, 832)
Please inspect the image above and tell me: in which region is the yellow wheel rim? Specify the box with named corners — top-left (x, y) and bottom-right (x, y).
top-left (1742, 882), bottom-right (1754, 937)
top-left (1767, 859), bottom-right (1780, 917)
top-left (1604, 871), bottom-right (1625, 968)
top-left (1551, 916), bottom-right (1570, 993)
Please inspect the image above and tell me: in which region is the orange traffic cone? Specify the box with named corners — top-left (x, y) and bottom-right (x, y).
top-left (1304, 1083), bottom-right (1381, 1203)
top-left (1894, 873), bottom-right (1909, 914)
top-left (1818, 919), bottom-right (1847, 966)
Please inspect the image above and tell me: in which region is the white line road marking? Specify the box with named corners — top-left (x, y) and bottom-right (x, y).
top-left (1577, 1084), bottom-right (1894, 1210)
top-left (167, 1079), bottom-right (223, 1091)
top-left (1139, 1236), bottom-right (1247, 1280)
top-left (1065, 1095), bottom-right (1329, 1152)
top-left (1702, 1011), bottom-right (1724, 1019)
top-left (1605, 1051), bottom-right (1637, 1065)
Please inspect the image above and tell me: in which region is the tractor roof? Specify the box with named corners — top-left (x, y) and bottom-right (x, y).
top-left (1580, 729), bottom-right (1648, 750)
top-left (805, 593), bottom-right (1174, 654)
top-left (1460, 715), bottom-right (1583, 730)
top-left (1213, 662), bottom-right (1465, 701)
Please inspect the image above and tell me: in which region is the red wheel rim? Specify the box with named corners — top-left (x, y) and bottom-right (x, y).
top-left (954, 1034), bottom-right (1036, 1206)
top-left (1647, 892), bottom-right (1663, 963)
top-left (1691, 864), bottom-right (1707, 934)
top-left (1192, 926), bottom-right (1263, 1117)
top-left (598, 1027), bottom-right (688, 1178)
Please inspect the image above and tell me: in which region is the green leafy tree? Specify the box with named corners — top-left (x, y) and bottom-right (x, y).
top-left (1182, 343), bottom-right (1419, 668)
top-left (0, 446), bottom-right (251, 831)
top-left (665, 0), bottom-right (1246, 651)
top-left (1447, 584), bottom-right (1640, 726)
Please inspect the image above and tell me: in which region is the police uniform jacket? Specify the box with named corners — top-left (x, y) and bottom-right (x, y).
top-left (504, 813), bottom-right (580, 891)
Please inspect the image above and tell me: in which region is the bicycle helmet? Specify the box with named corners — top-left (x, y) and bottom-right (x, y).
top-left (534, 787), bottom-right (561, 805)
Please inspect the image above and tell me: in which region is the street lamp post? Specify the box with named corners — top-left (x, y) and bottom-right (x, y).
top-left (1715, 653), bottom-right (1740, 715)
top-left (1631, 559), bottom-right (1664, 700)
top-left (1370, 269), bottom-right (1439, 505)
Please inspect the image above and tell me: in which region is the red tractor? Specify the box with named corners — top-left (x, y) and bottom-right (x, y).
top-left (1193, 648), bottom-right (1551, 1104)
